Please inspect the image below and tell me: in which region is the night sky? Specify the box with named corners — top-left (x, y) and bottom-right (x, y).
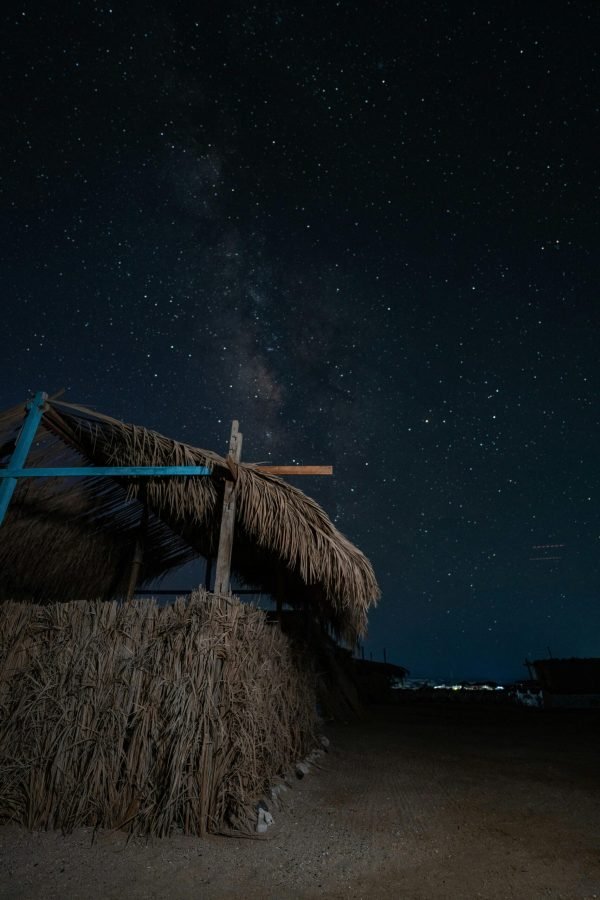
top-left (3, 2), bottom-right (599, 682)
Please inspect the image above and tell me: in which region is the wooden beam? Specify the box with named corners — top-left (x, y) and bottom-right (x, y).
top-left (214, 421), bottom-right (243, 594)
top-left (126, 534), bottom-right (145, 601)
top-left (126, 488), bottom-right (148, 600)
top-left (254, 465), bottom-right (333, 476)
top-left (204, 556), bottom-right (213, 591)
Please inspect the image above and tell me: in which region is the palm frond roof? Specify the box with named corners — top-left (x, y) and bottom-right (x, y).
top-left (0, 398), bottom-right (380, 640)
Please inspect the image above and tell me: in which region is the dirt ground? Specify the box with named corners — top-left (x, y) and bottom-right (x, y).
top-left (1, 698), bottom-right (599, 899)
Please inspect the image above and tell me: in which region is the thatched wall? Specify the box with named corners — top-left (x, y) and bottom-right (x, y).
top-left (0, 592), bottom-right (316, 836)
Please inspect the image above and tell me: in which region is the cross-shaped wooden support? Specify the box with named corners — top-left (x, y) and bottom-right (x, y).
top-left (212, 420), bottom-right (332, 596)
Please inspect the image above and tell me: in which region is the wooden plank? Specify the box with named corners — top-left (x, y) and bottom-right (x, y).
top-left (214, 421), bottom-right (242, 594)
top-left (254, 465), bottom-right (333, 476)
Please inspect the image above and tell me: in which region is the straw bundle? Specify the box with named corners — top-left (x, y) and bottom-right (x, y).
top-left (0, 591), bottom-right (316, 836)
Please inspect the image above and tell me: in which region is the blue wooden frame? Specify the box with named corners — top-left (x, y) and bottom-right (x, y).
top-left (1, 467), bottom-right (212, 478)
top-left (0, 391), bottom-right (212, 526)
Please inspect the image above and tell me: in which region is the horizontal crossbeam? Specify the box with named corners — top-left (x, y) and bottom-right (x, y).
top-left (254, 465), bottom-right (333, 476)
top-left (0, 466), bottom-right (212, 478)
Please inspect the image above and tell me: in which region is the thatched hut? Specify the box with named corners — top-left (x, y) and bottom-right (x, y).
top-left (0, 396), bottom-right (380, 836)
top-left (0, 397), bottom-right (379, 643)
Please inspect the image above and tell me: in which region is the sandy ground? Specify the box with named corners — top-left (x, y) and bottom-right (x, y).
top-left (1, 699), bottom-right (599, 900)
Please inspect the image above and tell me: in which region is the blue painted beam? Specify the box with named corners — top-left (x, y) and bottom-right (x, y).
top-left (0, 466), bottom-right (212, 478)
top-left (0, 391), bottom-right (47, 525)
top-left (0, 391), bottom-right (214, 526)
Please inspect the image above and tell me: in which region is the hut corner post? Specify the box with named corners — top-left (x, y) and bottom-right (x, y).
top-left (214, 420), bottom-right (243, 594)
top-left (0, 391), bottom-right (47, 526)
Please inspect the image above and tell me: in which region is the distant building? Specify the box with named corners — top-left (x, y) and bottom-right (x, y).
top-left (527, 657), bottom-right (600, 709)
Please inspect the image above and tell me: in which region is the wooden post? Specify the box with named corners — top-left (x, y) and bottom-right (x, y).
top-left (214, 420), bottom-right (242, 594)
top-left (204, 556), bottom-right (213, 591)
top-left (126, 486), bottom-right (148, 600)
top-left (274, 568), bottom-right (285, 620)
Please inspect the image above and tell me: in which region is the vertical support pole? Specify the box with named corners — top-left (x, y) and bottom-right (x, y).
top-left (214, 420), bottom-right (242, 594)
top-left (126, 484), bottom-right (148, 600)
top-left (204, 556), bottom-right (213, 591)
top-left (0, 391), bottom-right (47, 526)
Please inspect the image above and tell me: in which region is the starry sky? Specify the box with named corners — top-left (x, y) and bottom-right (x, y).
top-left (2, 1), bottom-right (599, 682)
